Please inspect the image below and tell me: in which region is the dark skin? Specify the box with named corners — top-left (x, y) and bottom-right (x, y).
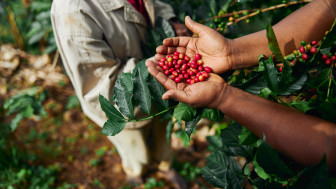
top-left (147, 0), bottom-right (336, 173)
top-left (169, 17), bottom-right (193, 37)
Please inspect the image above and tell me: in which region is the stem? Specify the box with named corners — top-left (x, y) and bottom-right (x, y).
top-left (293, 93), bottom-right (302, 102)
top-left (326, 64), bottom-right (334, 102)
top-left (128, 105), bottom-right (178, 122)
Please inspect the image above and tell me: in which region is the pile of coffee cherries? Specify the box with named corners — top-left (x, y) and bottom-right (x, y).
top-left (158, 52), bottom-right (212, 85)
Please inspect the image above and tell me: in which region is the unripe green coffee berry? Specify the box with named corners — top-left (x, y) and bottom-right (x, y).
top-left (209, 13), bottom-right (212, 17)
top-left (299, 58), bottom-right (304, 62)
top-left (257, 10), bottom-right (261, 14)
top-left (301, 41), bottom-right (307, 46)
top-left (293, 50), bottom-right (299, 56)
top-left (243, 11), bottom-right (248, 16)
top-left (246, 19), bottom-right (250, 23)
top-left (282, 0), bottom-right (287, 3)
top-left (328, 53), bottom-right (333, 57)
top-left (287, 56), bottom-right (295, 61)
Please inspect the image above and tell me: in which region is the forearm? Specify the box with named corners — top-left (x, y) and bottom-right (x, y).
top-left (230, 0), bottom-right (336, 70)
top-left (217, 86), bottom-right (336, 171)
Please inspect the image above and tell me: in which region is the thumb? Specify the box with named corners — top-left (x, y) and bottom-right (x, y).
top-left (185, 16), bottom-right (213, 37)
top-left (162, 89), bottom-right (189, 102)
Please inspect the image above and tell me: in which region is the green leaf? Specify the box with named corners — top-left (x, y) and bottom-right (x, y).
top-left (266, 21), bottom-right (285, 62)
top-left (132, 59), bottom-right (149, 80)
top-left (320, 19), bottom-right (336, 49)
top-left (23, 106), bottom-right (34, 118)
top-left (121, 73), bottom-right (134, 94)
top-left (147, 75), bottom-right (169, 111)
top-left (173, 103), bottom-right (197, 123)
top-left (206, 135), bottom-right (223, 150)
top-left (155, 17), bottom-right (175, 38)
top-left (218, 0), bottom-right (231, 12)
top-left (100, 119), bottom-right (127, 136)
top-left (28, 31), bottom-right (45, 45)
top-left (279, 72), bottom-right (307, 95)
top-left (331, 178), bottom-right (336, 189)
top-left (44, 43), bottom-right (57, 54)
top-left (208, 0), bottom-right (217, 16)
top-left (291, 155), bottom-right (330, 189)
top-left (200, 108), bottom-right (224, 122)
top-left (253, 152), bottom-right (271, 180)
top-left (279, 60), bottom-right (291, 90)
top-left (221, 122), bottom-right (253, 159)
top-left (114, 76), bottom-right (134, 119)
top-left (166, 119), bottom-right (173, 143)
top-left (202, 166), bottom-right (228, 188)
top-left (262, 58), bottom-right (279, 92)
top-left (259, 87), bottom-right (272, 99)
top-left (291, 101), bottom-right (315, 113)
top-left (315, 68), bottom-right (331, 89)
top-left (66, 95), bottom-right (80, 110)
top-left (256, 54), bottom-right (266, 72)
top-left (238, 126), bottom-right (259, 145)
top-left (10, 112), bottom-right (24, 132)
top-left (185, 109), bottom-right (202, 137)
top-left (252, 178), bottom-right (282, 189)
top-left (245, 80), bottom-right (267, 95)
top-left (133, 68), bottom-right (152, 115)
top-left (99, 94), bottom-right (124, 121)
top-left (256, 135), bottom-right (294, 178)
top-left (175, 129), bottom-right (190, 147)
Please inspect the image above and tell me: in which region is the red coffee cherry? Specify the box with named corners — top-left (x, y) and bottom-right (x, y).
top-left (299, 46), bottom-right (305, 53)
top-left (197, 60), bottom-right (203, 66)
top-left (199, 75), bottom-right (205, 82)
top-left (181, 64), bottom-right (187, 70)
top-left (196, 72), bottom-right (202, 77)
top-left (184, 74), bottom-right (190, 79)
top-left (158, 61), bottom-right (164, 67)
top-left (167, 57), bottom-right (173, 62)
top-left (173, 55), bottom-right (179, 60)
top-left (310, 48), bottom-right (317, 54)
top-left (172, 60), bottom-right (177, 65)
top-left (181, 70), bottom-right (186, 75)
top-left (162, 65), bottom-right (169, 70)
top-left (311, 41), bottom-right (318, 46)
top-left (191, 68), bottom-right (198, 74)
top-left (169, 68), bottom-right (175, 72)
top-left (204, 67), bottom-right (212, 73)
top-left (176, 69), bottom-right (181, 74)
top-left (177, 60), bottom-right (183, 65)
top-left (194, 77), bottom-right (200, 83)
top-left (184, 56), bottom-right (190, 62)
top-left (169, 75), bottom-right (176, 80)
top-left (179, 53), bottom-right (185, 60)
top-left (167, 62), bottom-right (173, 68)
top-left (321, 54), bottom-right (329, 60)
top-left (175, 77), bottom-right (182, 83)
top-left (186, 79), bottom-right (191, 84)
top-left (279, 67), bottom-right (283, 72)
top-left (164, 70), bottom-right (170, 75)
top-left (178, 74), bottom-right (184, 79)
top-left (187, 69), bottom-right (193, 76)
top-left (191, 75), bottom-right (196, 80)
top-left (325, 59), bottom-right (331, 65)
top-left (187, 63), bottom-right (191, 67)
top-left (198, 65), bottom-right (204, 71)
top-left (202, 72), bottom-right (209, 78)
top-left (190, 80), bottom-right (195, 85)
top-left (190, 59), bottom-right (197, 64)
top-left (302, 54), bottom-right (308, 60)
top-left (175, 64), bottom-right (181, 69)
top-left (190, 63), bottom-right (198, 69)
top-left (174, 51), bottom-right (179, 56)
top-left (172, 71), bottom-right (178, 77)
top-left (161, 58), bottom-right (166, 62)
top-left (195, 54), bottom-right (202, 60)
top-left (331, 56), bottom-right (336, 62)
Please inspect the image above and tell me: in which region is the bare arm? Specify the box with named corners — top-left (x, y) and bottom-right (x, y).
top-left (231, 0), bottom-right (336, 69)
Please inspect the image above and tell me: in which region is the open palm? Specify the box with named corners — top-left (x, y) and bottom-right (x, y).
top-left (155, 16), bottom-right (234, 74)
top-left (146, 60), bottom-right (227, 109)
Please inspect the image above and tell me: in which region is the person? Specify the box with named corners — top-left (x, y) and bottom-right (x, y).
top-left (146, 0), bottom-right (336, 173)
top-left (50, 0), bottom-right (191, 187)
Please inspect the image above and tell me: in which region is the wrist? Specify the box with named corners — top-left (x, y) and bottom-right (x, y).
top-left (229, 38), bottom-right (242, 70)
top-left (209, 83), bottom-right (232, 110)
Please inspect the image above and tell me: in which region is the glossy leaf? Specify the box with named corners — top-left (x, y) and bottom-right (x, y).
top-left (134, 68), bottom-right (152, 115)
top-left (173, 103), bottom-right (197, 123)
top-left (315, 68), bottom-right (331, 88)
top-left (259, 87), bottom-right (272, 99)
top-left (23, 106), bottom-right (34, 118)
top-left (185, 109), bottom-right (202, 137)
top-left (200, 108), bottom-right (224, 122)
top-left (206, 135), bottom-right (223, 150)
top-left (238, 126), bottom-right (259, 145)
top-left (148, 75), bottom-right (169, 111)
top-left (320, 19), bottom-right (336, 49)
top-left (245, 80), bottom-right (267, 95)
top-left (155, 17), bottom-right (175, 38)
top-left (165, 119), bottom-right (173, 143)
top-left (262, 58), bottom-right (279, 92)
top-left (202, 166), bottom-right (228, 188)
top-left (266, 22), bottom-right (285, 62)
top-left (175, 129), bottom-right (190, 147)
top-left (279, 60), bottom-right (291, 91)
top-left (113, 76), bottom-right (134, 119)
top-left (256, 135), bottom-right (294, 178)
top-left (291, 155), bottom-right (330, 189)
top-left (121, 73), bottom-right (134, 94)
top-left (99, 94), bottom-right (124, 121)
top-left (253, 152), bottom-right (271, 180)
top-left (256, 54), bottom-right (266, 71)
top-left (279, 72), bottom-right (307, 95)
top-left (291, 101), bottom-right (315, 113)
top-left (101, 119), bottom-right (127, 136)
top-left (132, 59), bottom-right (149, 80)
top-left (221, 122), bottom-right (253, 159)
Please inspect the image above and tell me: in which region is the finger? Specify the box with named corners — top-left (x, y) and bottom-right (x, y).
top-left (155, 54), bottom-right (166, 61)
top-left (147, 66), bottom-right (177, 90)
top-left (162, 89), bottom-right (190, 103)
top-left (163, 37), bottom-right (191, 47)
top-left (206, 73), bottom-right (226, 83)
top-left (185, 16), bottom-right (214, 37)
top-left (145, 60), bottom-right (163, 72)
top-left (156, 46), bottom-right (187, 55)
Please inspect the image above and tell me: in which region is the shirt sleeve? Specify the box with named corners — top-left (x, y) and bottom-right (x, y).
top-left (153, 0), bottom-right (176, 21)
top-left (51, 11), bottom-right (120, 127)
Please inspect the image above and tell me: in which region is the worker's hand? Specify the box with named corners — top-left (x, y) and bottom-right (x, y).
top-left (157, 16), bottom-right (234, 74)
top-left (169, 18), bottom-right (192, 37)
top-left (146, 60), bottom-right (228, 109)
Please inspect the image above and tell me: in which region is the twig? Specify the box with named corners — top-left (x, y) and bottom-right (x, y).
top-left (326, 63), bottom-right (334, 102)
top-left (51, 50), bottom-right (60, 71)
top-left (224, 0), bottom-right (313, 27)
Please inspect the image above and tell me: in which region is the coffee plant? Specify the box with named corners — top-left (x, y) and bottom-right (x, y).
top-left (100, 0), bottom-right (336, 188)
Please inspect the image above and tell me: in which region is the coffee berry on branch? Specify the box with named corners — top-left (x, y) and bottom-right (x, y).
top-left (158, 52), bottom-right (212, 84)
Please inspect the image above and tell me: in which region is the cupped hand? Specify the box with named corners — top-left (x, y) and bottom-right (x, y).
top-left (156, 16), bottom-right (234, 74)
top-left (146, 60), bottom-right (228, 109)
